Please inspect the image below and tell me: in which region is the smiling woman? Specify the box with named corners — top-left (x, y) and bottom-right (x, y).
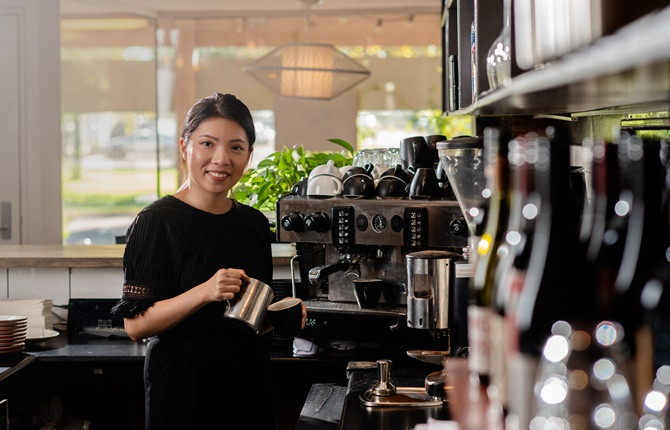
top-left (108, 92), bottom-right (309, 429)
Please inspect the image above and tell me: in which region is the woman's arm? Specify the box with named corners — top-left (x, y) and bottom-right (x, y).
top-left (124, 268), bottom-right (248, 341)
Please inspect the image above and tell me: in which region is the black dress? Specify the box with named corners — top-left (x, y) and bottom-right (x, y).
top-left (112, 195), bottom-right (275, 430)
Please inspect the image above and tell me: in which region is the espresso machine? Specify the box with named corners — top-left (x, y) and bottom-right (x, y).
top-left (276, 137), bottom-right (485, 412)
top-left (276, 194), bottom-right (471, 355)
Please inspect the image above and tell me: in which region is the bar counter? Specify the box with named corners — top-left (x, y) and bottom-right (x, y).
top-left (0, 243), bottom-right (297, 268)
top-left (297, 361), bottom-right (451, 430)
top-left (1, 330), bottom-right (454, 429)
top-left (0, 329), bottom-right (352, 429)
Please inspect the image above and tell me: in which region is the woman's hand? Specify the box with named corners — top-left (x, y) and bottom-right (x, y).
top-left (124, 267), bottom-right (249, 340)
top-left (203, 268), bottom-right (249, 302)
top-left (280, 296), bottom-right (308, 329)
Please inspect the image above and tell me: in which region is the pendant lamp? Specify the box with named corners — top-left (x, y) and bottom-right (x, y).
top-left (244, 42), bottom-right (371, 100)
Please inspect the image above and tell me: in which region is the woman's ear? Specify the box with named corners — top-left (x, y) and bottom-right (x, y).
top-left (179, 137), bottom-right (188, 160)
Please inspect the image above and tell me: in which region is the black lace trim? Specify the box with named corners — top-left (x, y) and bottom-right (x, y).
top-left (110, 298), bottom-right (154, 318)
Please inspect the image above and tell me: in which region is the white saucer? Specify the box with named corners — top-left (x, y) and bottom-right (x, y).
top-left (26, 329), bottom-right (59, 343)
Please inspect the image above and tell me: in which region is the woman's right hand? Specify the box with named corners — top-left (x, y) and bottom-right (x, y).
top-left (203, 268), bottom-right (249, 302)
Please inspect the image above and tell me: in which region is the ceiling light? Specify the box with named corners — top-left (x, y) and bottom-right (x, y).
top-left (244, 42), bottom-right (370, 100)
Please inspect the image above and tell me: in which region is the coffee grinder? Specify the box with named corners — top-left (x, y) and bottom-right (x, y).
top-left (401, 136), bottom-right (485, 398)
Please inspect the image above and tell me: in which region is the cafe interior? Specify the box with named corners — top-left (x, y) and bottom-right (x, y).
top-left (0, 0), bottom-right (669, 429)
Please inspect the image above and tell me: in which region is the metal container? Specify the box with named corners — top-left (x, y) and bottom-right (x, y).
top-left (223, 278), bottom-right (274, 334)
top-left (406, 250), bottom-right (458, 330)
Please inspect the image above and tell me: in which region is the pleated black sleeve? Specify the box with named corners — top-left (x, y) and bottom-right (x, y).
top-left (111, 206), bottom-right (180, 318)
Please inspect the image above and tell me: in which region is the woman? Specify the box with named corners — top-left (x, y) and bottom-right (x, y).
top-left (112, 93), bottom-right (306, 429)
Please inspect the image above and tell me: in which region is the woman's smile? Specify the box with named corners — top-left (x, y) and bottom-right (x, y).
top-left (206, 169), bottom-right (231, 182)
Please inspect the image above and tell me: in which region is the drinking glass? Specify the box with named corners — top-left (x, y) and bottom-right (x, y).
top-left (353, 148), bottom-right (400, 178)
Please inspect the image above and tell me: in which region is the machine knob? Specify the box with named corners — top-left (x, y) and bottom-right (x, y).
top-left (449, 217), bottom-right (468, 236)
top-left (304, 211), bottom-right (330, 232)
top-left (281, 212), bottom-right (305, 232)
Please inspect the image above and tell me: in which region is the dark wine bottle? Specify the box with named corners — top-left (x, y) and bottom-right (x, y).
top-left (489, 134), bottom-right (527, 410)
top-left (515, 125), bottom-right (583, 356)
top-left (467, 127), bottom-right (511, 386)
top-left (581, 138), bottom-right (621, 318)
top-left (640, 139), bottom-right (670, 370)
top-left (589, 132), bottom-right (637, 323)
top-left (612, 135), bottom-right (664, 341)
top-left (504, 129), bottom-right (578, 430)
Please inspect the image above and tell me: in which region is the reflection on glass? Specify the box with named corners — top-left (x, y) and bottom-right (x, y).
top-left (639, 365), bottom-right (670, 429)
top-left (531, 320), bottom-right (638, 430)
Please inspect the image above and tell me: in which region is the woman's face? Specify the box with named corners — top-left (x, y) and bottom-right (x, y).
top-left (180, 116), bottom-right (252, 198)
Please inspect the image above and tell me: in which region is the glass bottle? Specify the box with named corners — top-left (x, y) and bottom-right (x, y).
top-left (510, 127), bottom-right (584, 429)
top-left (611, 135), bottom-right (664, 344)
top-left (489, 134), bottom-right (526, 412)
top-left (486, 0), bottom-right (512, 91)
top-left (640, 139), bottom-right (670, 371)
top-left (471, 0), bottom-right (478, 103)
top-left (531, 320), bottom-right (638, 430)
top-left (527, 133), bottom-right (662, 430)
top-left (515, 126), bottom-right (582, 354)
top-left (583, 139), bottom-right (620, 270)
top-left (468, 127), bottom-right (510, 386)
top-left (500, 133), bottom-right (542, 430)
top-left (588, 132), bottom-right (636, 323)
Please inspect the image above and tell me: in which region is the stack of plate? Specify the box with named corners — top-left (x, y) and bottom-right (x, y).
top-left (0, 315), bottom-right (28, 355)
top-left (0, 299), bottom-right (58, 342)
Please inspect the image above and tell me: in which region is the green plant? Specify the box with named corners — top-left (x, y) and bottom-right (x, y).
top-left (408, 109), bottom-right (473, 137)
top-left (233, 139), bottom-right (354, 213)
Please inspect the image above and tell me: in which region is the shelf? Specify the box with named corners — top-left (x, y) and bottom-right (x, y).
top-left (450, 6), bottom-right (670, 117)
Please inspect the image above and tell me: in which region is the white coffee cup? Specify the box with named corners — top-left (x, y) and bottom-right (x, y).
top-left (309, 159), bottom-right (342, 180)
top-left (307, 174), bottom-right (343, 198)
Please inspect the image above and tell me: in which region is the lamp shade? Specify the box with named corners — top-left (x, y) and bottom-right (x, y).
top-left (244, 42), bottom-right (371, 100)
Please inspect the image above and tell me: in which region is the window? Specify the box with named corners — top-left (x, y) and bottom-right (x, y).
top-left (61, 12), bottom-right (469, 244)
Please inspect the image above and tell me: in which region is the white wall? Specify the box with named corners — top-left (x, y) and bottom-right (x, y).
top-left (0, 0), bottom-right (62, 244)
top-left (274, 95), bottom-right (357, 151)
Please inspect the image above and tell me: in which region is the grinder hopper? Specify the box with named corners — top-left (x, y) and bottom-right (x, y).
top-left (436, 136), bottom-right (486, 254)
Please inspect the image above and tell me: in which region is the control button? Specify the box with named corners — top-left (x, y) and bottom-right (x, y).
top-left (449, 218), bottom-right (468, 236)
top-left (304, 211), bottom-right (330, 232)
top-left (280, 212), bottom-right (305, 232)
top-left (391, 215), bottom-right (403, 232)
top-left (356, 215), bottom-right (368, 231)
top-left (403, 207), bottom-right (428, 250)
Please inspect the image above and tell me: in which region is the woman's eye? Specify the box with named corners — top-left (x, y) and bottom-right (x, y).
top-left (200, 141), bottom-right (213, 147)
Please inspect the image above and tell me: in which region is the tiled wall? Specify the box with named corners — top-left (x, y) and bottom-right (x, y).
top-left (1, 266), bottom-right (296, 305)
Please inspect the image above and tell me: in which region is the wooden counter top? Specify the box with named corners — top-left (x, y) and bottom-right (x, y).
top-left (0, 243), bottom-right (297, 268)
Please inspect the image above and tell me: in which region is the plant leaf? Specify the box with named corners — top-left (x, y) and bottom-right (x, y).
top-left (327, 138), bottom-right (354, 155)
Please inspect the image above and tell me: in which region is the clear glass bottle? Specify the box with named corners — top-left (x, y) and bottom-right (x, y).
top-left (486, 0), bottom-right (512, 91)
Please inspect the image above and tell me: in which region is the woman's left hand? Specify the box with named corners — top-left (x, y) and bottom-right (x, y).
top-left (280, 296), bottom-right (307, 329)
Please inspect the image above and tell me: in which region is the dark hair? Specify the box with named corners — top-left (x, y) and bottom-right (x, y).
top-left (181, 93), bottom-right (256, 147)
